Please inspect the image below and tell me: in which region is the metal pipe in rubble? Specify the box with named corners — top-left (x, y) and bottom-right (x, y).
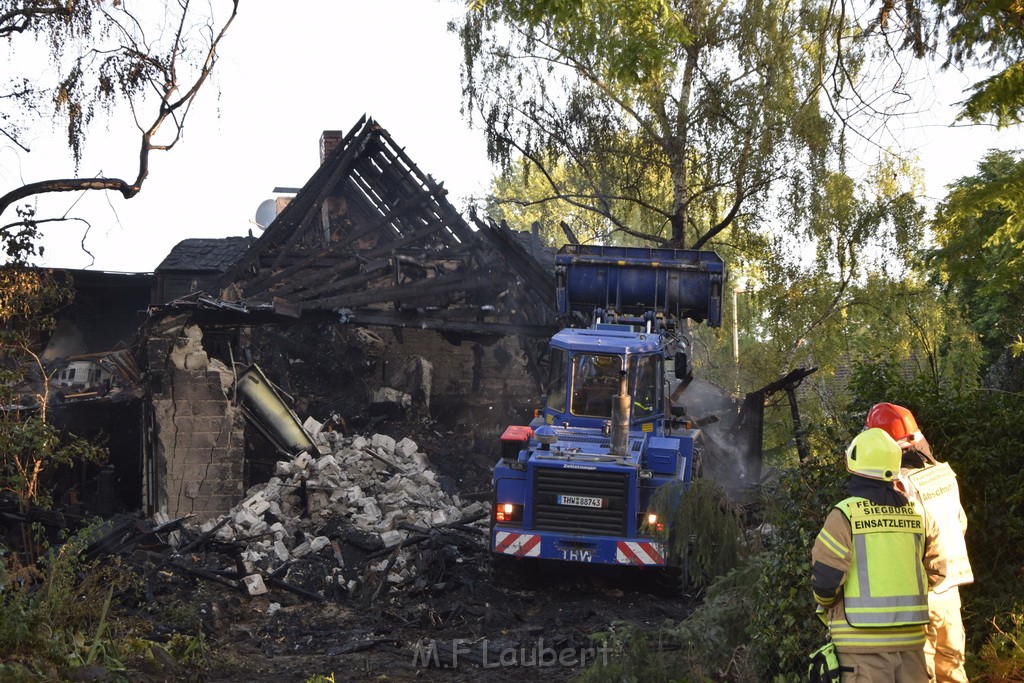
top-left (610, 370), bottom-right (631, 456)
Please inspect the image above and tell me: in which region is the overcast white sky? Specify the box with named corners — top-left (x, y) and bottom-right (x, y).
top-left (2, 1), bottom-right (1020, 273)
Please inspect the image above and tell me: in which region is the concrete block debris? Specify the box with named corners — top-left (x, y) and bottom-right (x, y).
top-left (167, 431), bottom-right (487, 603)
top-left (243, 574), bottom-right (269, 596)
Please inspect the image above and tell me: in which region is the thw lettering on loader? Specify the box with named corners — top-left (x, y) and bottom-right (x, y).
top-left (561, 548), bottom-right (594, 562)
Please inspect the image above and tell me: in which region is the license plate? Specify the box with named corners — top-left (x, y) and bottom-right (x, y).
top-left (557, 495), bottom-right (604, 508)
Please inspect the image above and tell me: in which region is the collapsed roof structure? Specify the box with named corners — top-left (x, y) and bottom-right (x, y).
top-left (134, 117), bottom-right (563, 520)
top-left (149, 116), bottom-right (557, 337)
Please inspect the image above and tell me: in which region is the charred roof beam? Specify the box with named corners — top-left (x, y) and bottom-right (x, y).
top-left (266, 213), bottom-right (454, 300)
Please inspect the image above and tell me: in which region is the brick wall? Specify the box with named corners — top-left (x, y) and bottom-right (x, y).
top-left (320, 130), bottom-right (345, 164)
top-left (148, 328), bottom-right (245, 520)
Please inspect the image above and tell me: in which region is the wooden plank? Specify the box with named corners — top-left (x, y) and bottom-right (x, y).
top-left (291, 261), bottom-right (394, 302)
top-left (271, 215), bottom-right (456, 299)
top-left (243, 237), bottom-right (358, 298)
top-left (308, 272), bottom-right (495, 311)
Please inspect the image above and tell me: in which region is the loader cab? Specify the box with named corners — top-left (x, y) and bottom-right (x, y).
top-left (541, 326), bottom-right (666, 432)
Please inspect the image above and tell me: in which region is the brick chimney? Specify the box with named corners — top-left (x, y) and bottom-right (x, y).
top-left (320, 130), bottom-right (346, 165)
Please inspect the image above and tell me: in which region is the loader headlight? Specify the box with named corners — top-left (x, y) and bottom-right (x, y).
top-left (640, 512), bottom-right (665, 534)
top-left (495, 503), bottom-right (522, 524)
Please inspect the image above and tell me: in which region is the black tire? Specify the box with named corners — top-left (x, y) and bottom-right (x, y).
top-left (651, 558), bottom-right (691, 597)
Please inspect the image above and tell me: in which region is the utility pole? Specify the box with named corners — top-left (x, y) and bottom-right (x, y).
top-left (732, 284), bottom-right (746, 393)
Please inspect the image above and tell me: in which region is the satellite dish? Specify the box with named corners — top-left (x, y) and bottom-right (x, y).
top-left (254, 199), bottom-right (277, 230)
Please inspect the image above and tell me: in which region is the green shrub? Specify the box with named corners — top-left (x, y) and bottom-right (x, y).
top-left (0, 527), bottom-right (122, 674)
top-left (649, 478), bottom-right (746, 587)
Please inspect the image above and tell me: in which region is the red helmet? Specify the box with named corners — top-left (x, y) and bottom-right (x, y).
top-left (865, 402), bottom-right (923, 450)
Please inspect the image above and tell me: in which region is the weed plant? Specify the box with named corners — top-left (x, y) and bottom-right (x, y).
top-left (0, 524), bottom-right (205, 680)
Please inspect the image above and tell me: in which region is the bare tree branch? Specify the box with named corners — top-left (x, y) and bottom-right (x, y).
top-left (0, 1), bottom-right (71, 38)
top-left (0, 0), bottom-right (239, 218)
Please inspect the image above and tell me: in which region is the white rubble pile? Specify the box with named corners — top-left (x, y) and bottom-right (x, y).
top-left (182, 429), bottom-right (488, 596)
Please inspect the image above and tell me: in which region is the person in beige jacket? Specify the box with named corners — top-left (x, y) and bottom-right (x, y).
top-left (867, 403), bottom-right (973, 683)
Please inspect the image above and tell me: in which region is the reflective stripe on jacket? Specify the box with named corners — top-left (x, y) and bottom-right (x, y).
top-left (835, 497), bottom-right (930, 628)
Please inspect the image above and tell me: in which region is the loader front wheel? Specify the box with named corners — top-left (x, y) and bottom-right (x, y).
top-left (652, 559), bottom-right (691, 597)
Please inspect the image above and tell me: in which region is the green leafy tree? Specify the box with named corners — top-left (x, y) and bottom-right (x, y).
top-left (456, 0), bottom-right (842, 248)
top-left (486, 149), bottom-right (678, 246)
top-left (928, 149), bottom-right (1024, 364)
top-left (700, 156), bottom-right (934, 379)
top-left (0, 0), bottom-right (239, 227)
top-left (0, 265), bottom-right (105, 519)
top-left (487, 156), bottom-right (616, 246)
top-left (0, 219), bottom-right (105, 558)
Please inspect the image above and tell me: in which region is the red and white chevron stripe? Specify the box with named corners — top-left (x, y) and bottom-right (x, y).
top-left (615, 540), bottom-right (665, 565)
top-left (494, 531), bottom-right (542, 557)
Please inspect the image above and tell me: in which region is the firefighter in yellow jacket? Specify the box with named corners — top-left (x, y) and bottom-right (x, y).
top-left (812, 428), bottom-right (946, 681)
top-left (867, 403), bottom-right (973, 683)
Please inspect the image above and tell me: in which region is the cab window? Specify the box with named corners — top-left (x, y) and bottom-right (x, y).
top-left (545, 347), bottom-right (568, 412)
top-left (570, 353), bottom-right (622, 418)
top-left (630, 354), bottom-right (661, 420)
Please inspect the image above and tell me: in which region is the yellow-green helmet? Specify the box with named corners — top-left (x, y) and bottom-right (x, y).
top-left (846, 428), bottom-right (902, 481)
